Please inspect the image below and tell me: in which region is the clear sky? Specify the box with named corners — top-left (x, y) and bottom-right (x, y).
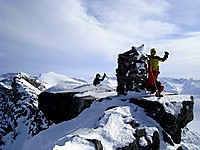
top-left (0, 0), bottom-right (200, 79)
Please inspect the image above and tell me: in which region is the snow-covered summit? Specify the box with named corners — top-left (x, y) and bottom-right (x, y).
top-left (32, 71), bottom-right (200, 96)
top-left (38, 72), bottom-right (87, 89)
top-left (23, 92), bottom-right (194, 150)
top-left (1, 71), bottom-right (200, 150)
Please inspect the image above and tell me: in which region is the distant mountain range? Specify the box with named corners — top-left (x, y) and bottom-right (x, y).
top-left (1, 71), bottom-right (200, 95)
top-left (98, 75), bottom-right (200, 96)
top-left (160, 77), bottom-right (200, 95)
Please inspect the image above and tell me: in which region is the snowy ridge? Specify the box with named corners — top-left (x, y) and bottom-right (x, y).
top-left (22, 94), bottom-right (194, 150)
top-left (38, 72), bottom-right (87, 89)
top-left (1, 72), bottom-right (200, 150)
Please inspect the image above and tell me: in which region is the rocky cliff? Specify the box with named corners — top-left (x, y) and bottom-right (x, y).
top-left (0, 71), bottom-right (196, 150)
top-left (38, 92), bottom-right (96, 124)
top-left (37, 89), bottom-right (194, 150)
top-left (0, 73), bottom-right (52, 150)
top-left (130, 96), bottom-right (194, 145)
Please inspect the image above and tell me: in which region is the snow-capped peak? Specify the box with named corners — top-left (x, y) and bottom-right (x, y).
top-left (38, 72), bottom-right (87, 89)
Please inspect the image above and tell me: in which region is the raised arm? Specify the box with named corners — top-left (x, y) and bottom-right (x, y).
top-left (100, 73), bottom-right (106, 81)
top-left (161, 51), bottom-right (169, 62)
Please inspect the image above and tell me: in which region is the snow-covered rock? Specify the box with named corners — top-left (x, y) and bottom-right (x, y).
top-left (22, 98), bottom-right (161, 150)
top-left (23, 92), bottom-right (195, 150)
top-left (38, 91), bottom-right (96, 124)
top-left (0, 72), bottom-right (52, 150)
top-left (38, 71), bottom-right (87, 90)
top-left (1, 71), bottom-right (200, 150)
top-left (38, 82), bottom-right (117, 124)
top-left (130, 95), bottom-right (194, 144)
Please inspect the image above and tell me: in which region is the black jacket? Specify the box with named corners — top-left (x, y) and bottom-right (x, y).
top-left (93, 74), bottom-right (106, 86)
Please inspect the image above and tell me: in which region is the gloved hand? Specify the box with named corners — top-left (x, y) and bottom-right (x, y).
top-left (165, 51), bottom-right (169, 56)
top-left (163, 51), bottom-right (169, 61)
top-left (103, 73), bottom-right (106, 77)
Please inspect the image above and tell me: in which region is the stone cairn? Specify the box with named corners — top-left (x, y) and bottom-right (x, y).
top-left (116, 45), bottom-right (148, 95)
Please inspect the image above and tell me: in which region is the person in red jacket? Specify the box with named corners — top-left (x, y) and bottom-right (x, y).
top-left (145, 48), bottom-right (169, 97)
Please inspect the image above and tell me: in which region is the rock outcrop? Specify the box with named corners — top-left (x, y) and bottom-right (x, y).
top-left (0, 73), bottom-right (52, 149)
top-left (130, 96), bottom-right (194, 145)
top-left (102, 106), bottom-right (160, 150)
top-left (38, 92), bottom-right (96, 124)
top-left (116, 45), bottom-right (147, 95)
top-left (37, 84), bottom-right (115, 124)
top-left (117, 128), bottom-right (160, 150)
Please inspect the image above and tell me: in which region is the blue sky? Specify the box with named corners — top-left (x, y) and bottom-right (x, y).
top-left (0, 0), bottom-right (200, 79)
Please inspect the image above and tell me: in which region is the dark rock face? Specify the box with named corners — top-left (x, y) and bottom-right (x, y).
top-left (0, 73), bottom-right (52, 149)
top-left (38, 92), bottom-right (96, 124)
top-left (130, 98), bottom-right (194, 144)
top-left (116, 45), bottom-right (147, 95)
top-left (88, 139), bottom-right (103, 150)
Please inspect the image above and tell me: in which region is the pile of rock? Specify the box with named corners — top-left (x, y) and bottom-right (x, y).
top-left (116, 45), bottom-right (148, 95)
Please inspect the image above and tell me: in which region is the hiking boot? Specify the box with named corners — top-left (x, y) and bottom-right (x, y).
top-left (155, 93), bottom-right (163, 97)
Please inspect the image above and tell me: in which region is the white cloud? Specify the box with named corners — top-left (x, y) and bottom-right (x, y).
top-left (146, 31), bottom-right (200, 79)
top-left (166, 0), bottom-right (200, 30)
top-left (81, 0), bottom-right (181, 49)
top-left (0, 0), bottom-right (131, 66)
top-left (0, 0), bottom-right (200, 79)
